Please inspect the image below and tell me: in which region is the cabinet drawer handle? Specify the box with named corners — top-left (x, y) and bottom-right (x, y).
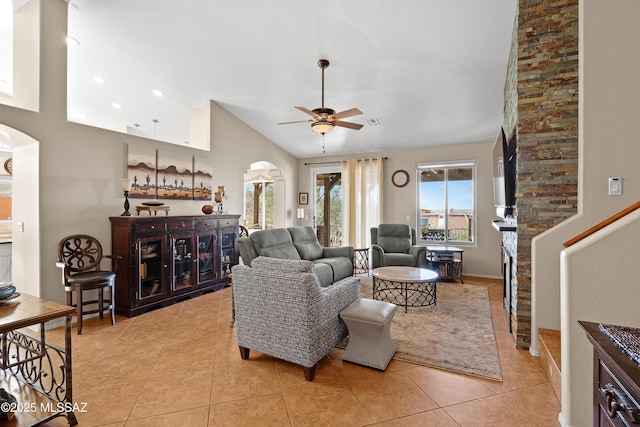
top-left (601, 383), bottom-right (640, 423)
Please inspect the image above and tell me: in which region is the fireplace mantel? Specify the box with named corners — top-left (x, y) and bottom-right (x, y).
top-left (492, 220), bottom-right (517, 232)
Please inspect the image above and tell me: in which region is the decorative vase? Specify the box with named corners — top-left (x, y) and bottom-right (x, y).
top-left (202, 204), bottom-right (214, 214)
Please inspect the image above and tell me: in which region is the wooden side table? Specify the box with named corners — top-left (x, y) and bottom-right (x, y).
top-left (353, 248), bottom-right (369, 276)
top-left (0, 294), bottom-right (77, 425)
top-left (426, 246), bottom-right (464, 283)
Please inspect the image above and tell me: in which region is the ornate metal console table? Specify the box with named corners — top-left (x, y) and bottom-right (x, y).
top-left (0, 294), bottom-right (77, 426)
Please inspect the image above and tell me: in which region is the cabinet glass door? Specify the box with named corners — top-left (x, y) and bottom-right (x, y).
top-left (172, 236), bottom-right (195, 292)
top-left (197, 233), bottom-right (216, 285)
top-left (219, 227), bottom-right (235, 280)
top-left (138, 238), bottom-right (165, 300)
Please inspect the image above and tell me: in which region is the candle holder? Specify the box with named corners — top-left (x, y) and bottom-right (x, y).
top-left (213, 185), bottom-right (228, 215)
top-left (120, 178), bottom-right (132, 216)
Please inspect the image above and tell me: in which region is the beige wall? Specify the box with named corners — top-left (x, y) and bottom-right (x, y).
top-left (527, 0), bottom-right (640, 425)
top-left (0, 0), bottom-right (297, 303)
top-left (561, 211), bottom-right (640, 427)
top-left (298, 140), bottom-right (503, 279)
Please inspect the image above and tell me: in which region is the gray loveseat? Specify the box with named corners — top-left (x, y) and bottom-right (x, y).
top-left (238, 226), bottom-right (354, 287)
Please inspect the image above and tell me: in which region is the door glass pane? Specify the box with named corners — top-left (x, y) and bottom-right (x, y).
top-left (420, 168), bottom-right (446, 240)
top-left (173, 236), bottom-right (193, 291)
top-left (447, 167), bottom-right (473, 242)
top-left (314, 172), bottom-right (342, 247)
top-left (139, 239), bottom-right (163, 299)
top-left (197, 234), bottom-right (215, 283)
top-left (220, 229), bottom-right (235, 280)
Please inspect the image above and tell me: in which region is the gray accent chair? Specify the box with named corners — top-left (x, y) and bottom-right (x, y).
top-left (231, 257), bottom-right (361, 381)
top-left (370, 224), bottom-right (427, 269)
top-left (238, 226), bottom-right (353, 287)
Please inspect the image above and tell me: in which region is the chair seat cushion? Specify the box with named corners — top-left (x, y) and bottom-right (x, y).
top-left (382, 253), bottom-right (417, 267)
top-left (318, 257), bottom-right (353, 283)
top-left (311, 262), bottom-right (333, 287)
top-left (67, 271), bottom-right (115, 285)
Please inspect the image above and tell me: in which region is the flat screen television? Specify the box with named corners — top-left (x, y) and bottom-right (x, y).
top-left (493, 127), bottom-right (516, 217)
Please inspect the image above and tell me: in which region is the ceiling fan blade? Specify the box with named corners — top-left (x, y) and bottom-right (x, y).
top-left (277, 120), bottom-right (311, 125)
top-left (334, 108), bottom-right (363, 120)
top-left (295, 106), bottom-right (321, 119)
top-left (335, 120), bottom-right (364, 130)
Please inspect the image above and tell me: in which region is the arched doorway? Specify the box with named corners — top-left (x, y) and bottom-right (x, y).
top-left (0, 124), bottom-right (40, 297)
top-left (243, 161), bottom-right (285, 231)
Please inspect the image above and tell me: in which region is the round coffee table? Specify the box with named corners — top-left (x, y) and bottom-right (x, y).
top-left (371, 266), bottom-right (438, 313)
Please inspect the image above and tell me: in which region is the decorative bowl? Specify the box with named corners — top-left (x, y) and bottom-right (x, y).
top-left (0, 284), bottom-right (16, 300)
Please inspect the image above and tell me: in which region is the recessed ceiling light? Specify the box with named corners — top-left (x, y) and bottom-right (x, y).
top-left (152, 89), bottom-right (164, 97)
top-left (66, 36), bottom-right (80, 47)
top-left (92, 75), bottom-right (105, 84)
top-left (111, 102), bottom-right (122, 110)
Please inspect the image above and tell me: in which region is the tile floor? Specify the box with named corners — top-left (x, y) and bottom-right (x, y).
top-left (39, 276), bottom-right (560, 426)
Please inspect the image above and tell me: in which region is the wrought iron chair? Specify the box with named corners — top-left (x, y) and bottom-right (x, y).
top-left (56, 235), bottom-right (120, 334)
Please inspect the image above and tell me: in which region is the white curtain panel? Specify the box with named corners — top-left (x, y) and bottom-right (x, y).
top-left (341, 157), bottom-right (383, 248)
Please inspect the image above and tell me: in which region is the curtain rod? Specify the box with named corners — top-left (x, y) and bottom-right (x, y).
top-left (304, 156), bottom-right (388, 166)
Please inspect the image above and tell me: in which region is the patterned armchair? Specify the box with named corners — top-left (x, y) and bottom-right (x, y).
top-left (231, 256), bottom-right (360, 381)
top-left (370, 224), bottom-right (427, 269)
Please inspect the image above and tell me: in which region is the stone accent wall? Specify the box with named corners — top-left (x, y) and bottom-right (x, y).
top-left (502, 7), bottom-right (520, 342)
top-left (503, 0), bottom-right (579, 349)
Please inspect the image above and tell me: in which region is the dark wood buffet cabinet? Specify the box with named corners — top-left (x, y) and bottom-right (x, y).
top-left (110, 214), bottom-right (240, 317)
top-left (580, 321), bottom-right (640, 426)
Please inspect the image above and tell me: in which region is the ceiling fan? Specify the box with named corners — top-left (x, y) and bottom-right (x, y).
top-left (278, 59), bottom-right (363, 134)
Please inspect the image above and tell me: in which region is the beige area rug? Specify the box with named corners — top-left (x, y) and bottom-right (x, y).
top-left (354, 277), bottom-right (502, 381)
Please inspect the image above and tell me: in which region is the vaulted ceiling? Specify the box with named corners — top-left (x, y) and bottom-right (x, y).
top-left (0, 0), bottom-right (517, 158)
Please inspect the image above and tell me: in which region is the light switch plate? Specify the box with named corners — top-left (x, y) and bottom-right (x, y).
top-left (608, 177), bottom-right (622, 196)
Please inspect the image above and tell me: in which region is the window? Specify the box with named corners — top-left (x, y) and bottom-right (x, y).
top-left (243, 181), bottom-right (274, 230)
top-left (418, 161), bottom-right (475, 244)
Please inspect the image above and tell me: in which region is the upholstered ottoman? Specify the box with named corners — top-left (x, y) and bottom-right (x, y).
top-left (339, 298), bottom-right (397, 370)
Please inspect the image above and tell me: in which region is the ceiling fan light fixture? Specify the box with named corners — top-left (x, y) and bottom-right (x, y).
top-left (311, 121), bottom-right (335, 134)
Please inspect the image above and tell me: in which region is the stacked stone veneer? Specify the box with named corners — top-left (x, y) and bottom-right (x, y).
top-left (502, 0), bottom-right (579, 349)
